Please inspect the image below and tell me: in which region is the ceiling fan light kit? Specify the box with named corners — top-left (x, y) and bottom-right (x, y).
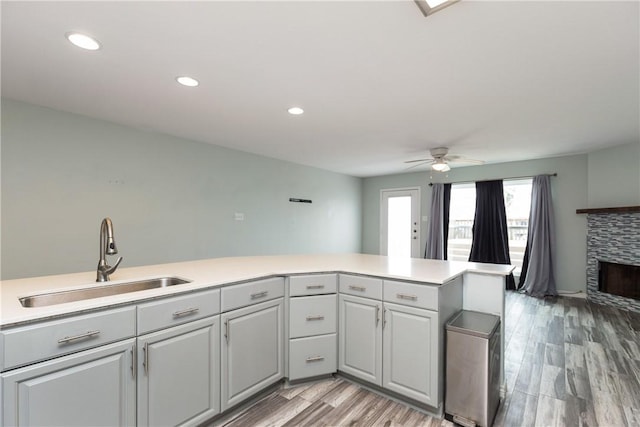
top-left (403, 146), bottom-right (483, 172)
top-left (432, 160), bottom-right (450, 172)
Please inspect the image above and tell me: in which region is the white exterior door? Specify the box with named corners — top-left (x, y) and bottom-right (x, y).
top-left (380, 188), bottom-right (421, 258)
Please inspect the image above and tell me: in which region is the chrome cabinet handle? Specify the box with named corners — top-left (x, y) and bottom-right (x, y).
top-left (306, 356), bottom-right (325, 363)
top-left (251, 291), bottom-right (268, 300)
top-left (173, 307), bottom-right (199, 318)
top-left (383, 309), bottom-right (387, 329)
top-left (397, 293), bottom-right (418, 301)
top-left (376, 305), bottom-right (380, 326)
top-left (130, 345), bottom-right (136, 379)
top-left (306, 285), bottom-right (325, 290)
top-left (349, 285), bottom-right (366, 292)
top-left (306, 315), bottom-right (325, 321)
top-left (143, 342), bottom-right (149, 375)
top-left (224, 319), bottom-right (230, 343)
top-left (57, 330), bottom-right (100, 345)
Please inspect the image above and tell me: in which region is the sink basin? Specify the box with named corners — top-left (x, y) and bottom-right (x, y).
top-left (19, 277), bottom-right (191, 308)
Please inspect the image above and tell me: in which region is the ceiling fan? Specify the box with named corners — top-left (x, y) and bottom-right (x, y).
top-left (404, 147), bottom-right (484, 172)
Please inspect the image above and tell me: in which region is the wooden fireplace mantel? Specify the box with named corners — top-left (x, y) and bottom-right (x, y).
top-left (576, 206), bottom-right (640, 214)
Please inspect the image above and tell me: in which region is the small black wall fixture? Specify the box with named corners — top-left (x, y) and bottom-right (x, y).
top-left (289, 198), bottom-right (312, 204)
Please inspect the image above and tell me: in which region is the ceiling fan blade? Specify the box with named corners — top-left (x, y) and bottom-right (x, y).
top-left (404, 158), bottom-right (431, 164)
top-left (446, 157), bottom-right (485, 165)
top-left (404, 161), bottom-right (432, 171)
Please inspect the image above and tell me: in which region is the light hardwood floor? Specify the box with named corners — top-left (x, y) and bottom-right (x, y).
top-left (216, 292), bottom-right (640, 426)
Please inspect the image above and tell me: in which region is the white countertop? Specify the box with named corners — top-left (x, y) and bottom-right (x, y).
top-left (0, 254), bottom-right (513, 327)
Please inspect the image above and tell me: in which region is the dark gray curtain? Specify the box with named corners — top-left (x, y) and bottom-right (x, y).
top-left (425, 183), bottom-right (452, 260)
top-left (468, 180), bottom-right (516, 290)
top-left (519, 175), bottom-right (557, 297)
top-left (442, 184), bottom-right (451, 259)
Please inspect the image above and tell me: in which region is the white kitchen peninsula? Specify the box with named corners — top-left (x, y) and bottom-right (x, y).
top-left (0, 254), bottom-right (513, 426)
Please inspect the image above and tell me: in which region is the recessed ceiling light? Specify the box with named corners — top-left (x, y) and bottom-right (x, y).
top-left (414, 0), bottom-right (460, 16)
top-left (65, 32), bottom-right (101, 50)
top-left (176, 76), bottom-right (199, 87)
top-left (288, 107), bottom-right (304, 115)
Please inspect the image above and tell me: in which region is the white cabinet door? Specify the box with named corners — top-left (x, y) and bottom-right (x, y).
top-left (338, 294), bottom-right (382, 386)
top-left (221, 298), bottom-right (284, 411)
top-left (382, 302), bottom-right (439, 406)
top-left (1, 339), bottom-right (136, 427)
top-left (137, 316), bottom-right (220, 427)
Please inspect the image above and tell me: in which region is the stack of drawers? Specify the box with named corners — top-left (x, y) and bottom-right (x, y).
top-left (287, 274), bottom-right (337, 381)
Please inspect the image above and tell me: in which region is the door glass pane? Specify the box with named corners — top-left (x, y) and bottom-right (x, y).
top-left (387, 196), bottom-right (411, 257)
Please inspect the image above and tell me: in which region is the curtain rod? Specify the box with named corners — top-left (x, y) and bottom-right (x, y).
top-left (428, 173), bottom-right (557, 186)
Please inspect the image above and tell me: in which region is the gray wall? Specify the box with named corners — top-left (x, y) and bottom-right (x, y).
top-left (3, 98), bottom-right (637, 289)
top-left (587, 141), bottom-right (640, 208)
top-left (363, 155), bottom-right (589, 293)
top-left (1, 99), bottom-right (362, 280)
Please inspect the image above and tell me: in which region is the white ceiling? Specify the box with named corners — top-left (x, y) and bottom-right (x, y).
top-left (2, 1), bottom-right (639, 177)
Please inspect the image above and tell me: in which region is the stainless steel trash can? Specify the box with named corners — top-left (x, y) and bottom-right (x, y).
top-left (445, 310), bottom-right (501, 427)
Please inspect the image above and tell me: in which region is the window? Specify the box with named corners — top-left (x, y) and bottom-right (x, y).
top-left (503, 179), bottom-right (532, 274)
top-left (447, 179), bottom-right (532, 273)
top-left (447, 183), bottom-right (475, 262)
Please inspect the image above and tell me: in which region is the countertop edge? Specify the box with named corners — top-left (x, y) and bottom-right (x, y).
top-left (1, 254), bottom-right (514, 328)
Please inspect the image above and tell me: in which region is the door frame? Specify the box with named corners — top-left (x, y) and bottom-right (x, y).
top-left (379, 187), bottom-right (421, 257)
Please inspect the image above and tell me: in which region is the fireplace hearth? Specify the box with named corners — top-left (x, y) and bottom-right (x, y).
top-left (598, 260), bottom-right (640, 300)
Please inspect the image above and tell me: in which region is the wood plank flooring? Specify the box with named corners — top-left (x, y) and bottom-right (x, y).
top-left (496, 291), bottom-right (640, 427)
top-left (214, 292), bottom-right (640, 426)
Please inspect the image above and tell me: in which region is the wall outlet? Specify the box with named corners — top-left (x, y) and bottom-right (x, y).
top-left (234, 213), bottom-right (245, 221)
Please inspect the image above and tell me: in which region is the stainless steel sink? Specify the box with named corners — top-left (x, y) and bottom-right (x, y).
top-left (19, 277), bottom-right (191, 308)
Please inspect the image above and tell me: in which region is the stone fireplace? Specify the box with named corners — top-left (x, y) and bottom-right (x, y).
top-left (582, 208), bottom-right (640, 312)
top-left (598, 260), bottom-right (640, 300)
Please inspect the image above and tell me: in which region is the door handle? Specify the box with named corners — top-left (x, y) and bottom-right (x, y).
top-left (143, 342), bottom-right (149, 375)
top-left (130, 345), bottom-right (137, 379)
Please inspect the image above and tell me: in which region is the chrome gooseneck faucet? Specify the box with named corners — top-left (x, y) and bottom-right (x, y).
top-left (96, 217), bottom-right (123, 282)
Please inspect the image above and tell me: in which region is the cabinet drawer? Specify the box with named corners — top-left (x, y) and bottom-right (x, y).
top-left (1, 306), bottom-right (136, 371)
top-left (221, 277), bottom-right (284, 312)
top-left (383, 280), bottom-right (438, 311)
top-left (289, 334), bottom-right (337, 381)
top-left (339, 274), bottom-right (382, 300)
top-left (137, 288), bottom-right (220, 334)
top-left (289, 295), bottom-right (337, 338)
top-left (289, 274), bottom-right (337, 296)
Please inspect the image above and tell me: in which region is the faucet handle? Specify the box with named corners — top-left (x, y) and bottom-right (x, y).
top-left (106, 257), bottom-right (123, 274)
